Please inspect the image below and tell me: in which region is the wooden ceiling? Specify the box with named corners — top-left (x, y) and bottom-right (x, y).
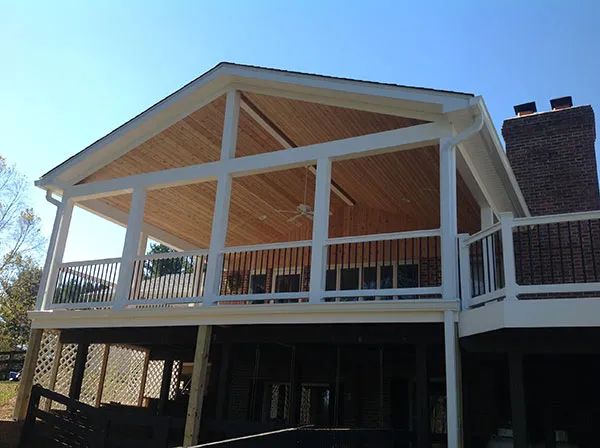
top-left (79, 92), bottom-right (480, 248)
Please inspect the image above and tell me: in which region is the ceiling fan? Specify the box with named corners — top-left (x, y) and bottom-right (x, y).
top-left (274, 166), bottom-right (329, 224)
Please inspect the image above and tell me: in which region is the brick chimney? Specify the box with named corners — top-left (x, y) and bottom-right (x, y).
top-left (502, 98), bottom-right (600, 215)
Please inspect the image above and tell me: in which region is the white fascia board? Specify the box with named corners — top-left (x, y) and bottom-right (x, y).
top-left (223, 64), bottom-right (472, 115)
top-left (29, 300), bottom-right (459, 329)
top-left (38, 63), bottom-right (471, 191)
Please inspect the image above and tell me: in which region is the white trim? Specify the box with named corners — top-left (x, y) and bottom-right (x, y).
top-left (517, 282), bottom-right (600, 295)
top-left (61, 120), bottom-right (452, 201)
top-left (217, 292), bottom-right (306, 302)
top-left (459, 298), bottom-right (600, 337)
top-left (468, 288), bottom-right (505, 307)
top-left (136, 249), bottom-right (208, 261)
top-left (499, 212), bottom-right (517, 300)
top-left (464, 222), bottom-right (501, 246)
top-left (224, 240), bottom-right (311, 253)
top-left (46, 301), bottom-right (112, 310)
top-left (513, 210), bottom-right (600, 227)
top-left (30, 299), bottom-right (460, 329)
top-left (60, 257), bottom-right (122, 268)
top-left (322, 287), bottom-right (441, 298)
top-left (325, 228), bottom-right (440, 245)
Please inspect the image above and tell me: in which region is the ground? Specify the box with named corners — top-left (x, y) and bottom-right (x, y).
top-left (0, 382), bottom-right (17, 420)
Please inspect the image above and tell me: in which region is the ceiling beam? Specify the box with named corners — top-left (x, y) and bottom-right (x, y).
top-left (240, 94), bottom-right (356, 207)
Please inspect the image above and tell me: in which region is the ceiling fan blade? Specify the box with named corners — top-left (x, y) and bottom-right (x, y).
top-left (275, 209), bottom-right (301, 215)
top-left (287, 214), bottom-right (302, 223)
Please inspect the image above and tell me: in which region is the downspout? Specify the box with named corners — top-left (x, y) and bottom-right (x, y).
top-left (34, 191), bottom-right (64, 310)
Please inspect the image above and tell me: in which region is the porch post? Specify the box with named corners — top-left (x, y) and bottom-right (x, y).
top-left (309, 157), bottom-right (332, 303)
top-left (158, 357), bottom-right (174, 415)
top-left (508, 351), bottom-right (528, 448)
top-left (444, 310), bottom-right (461, 448)
top-left (41, 197), bottom-right (75, 310)
top-left (114, 188), bottom-right (146, 308)
top-left (458, 234), bottom-right (472, 310)
top-left (13, 329), bottom-right (43, 421)
top-left (480, 206), bottom-right (495, 294)
top-left (69, 342), bottom-right (89, 400)
top-left (35, 200), bottom-right (65, 310)
top-left (203, 90), bottom-right (239, 305)
top-left (440, 139), bottom-right (458, 299)
top-left (500, 212), bottom-right (517, 300)
top-left (184, 325), bottom-right (213, 447)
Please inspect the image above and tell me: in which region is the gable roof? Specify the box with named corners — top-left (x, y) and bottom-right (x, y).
top-left (37, 62), bottom-right (475, 188)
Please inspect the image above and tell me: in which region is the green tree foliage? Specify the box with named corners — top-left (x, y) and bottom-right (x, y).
top-left (144, 243), bottom-right (193, 277)
top-left (0, 257), bottom-right (41, 350)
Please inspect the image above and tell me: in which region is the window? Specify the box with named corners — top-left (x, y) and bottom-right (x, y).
top-left (397, 264), bottom-right (419, 288)
top-left (325, 269), bottom-right (337, 291)
top-left (340, 268), bottom-right (359, 290)
top-left (275, 274), bottom-right (300, 292)
top-left (299, 384), bottom-right (332, 426)
top-left (362, 267), bottom-right (377, 289)
top-left (380, 265), bottom-right (394, 289)
top-left (249, 274), bottom-right (267, 293)
top-left (263, 383), bottom-right (290, 423)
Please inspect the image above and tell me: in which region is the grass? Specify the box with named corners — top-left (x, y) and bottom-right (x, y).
top-left (0, 381), bottom-right (18, 421)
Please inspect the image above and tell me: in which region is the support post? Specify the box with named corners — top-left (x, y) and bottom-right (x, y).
top-left (509, 351), bottom-right (528, 448)
top-left (43, 338), bottom-right (63, 411)
top-left (440, 139), bottom-right (458, 299)
top-left (13, 329), bottom-right (43, 421)
top-left (158, 357), bottom-right (174, 415)
top-left (131, 232), bottom-right (148, 300)
top-left (114, 188), bottom-right (146, 308)
top-left (458, 234), bottom-right (472, 310)
top-left (204, 90), bottom-right (239, 305)
top-left (183, 325), bottom-right (213, 447)
top-left (444, 310), bottom-right (460, 448)
top-left (309, 157), bottom-right (332, 303)
top-left (69, 342), bottom-right (89, 400)
top-left (95, 344), bottom-right (110, 407)
top-left (35, 201), bottom-right (64, 310)
top-left (500, 212), bottom-right (517, 300)
top-left (416, 343), bottom-right (431, 448)
top-left (41, 198), bottom-right (75, 310)
top-left (215, 342), bottom-right (231, 423)
top-left (138, 350), bottom-right (150, 407)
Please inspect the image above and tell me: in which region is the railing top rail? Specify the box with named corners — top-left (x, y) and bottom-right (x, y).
top-left (464, 222), bottom-right (501, 246)
top-left (60, 257), bottom-right (122, 268)
top-left (136, 248), bottom-right (209, 261)
top-left (224, 240), bottom-right (311, 254)
top-left (513, 210), bottom-right (600, 227)
top-left (326, 229), bottom-right (440, 246)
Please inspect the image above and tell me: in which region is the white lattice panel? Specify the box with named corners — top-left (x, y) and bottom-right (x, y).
top-left (143, 359), bottom-right (181, 401)
top-left (33, 330), bottom-right (59, 387)
top-left (51, 343), bottom-right (77, 410)
top-left (101, 345), bottom-right (146, 406)
top-left (79, 344), bottom-right (107, 405)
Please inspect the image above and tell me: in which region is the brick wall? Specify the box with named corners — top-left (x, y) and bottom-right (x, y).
top-left (502, 105), bottom-right (599, 215)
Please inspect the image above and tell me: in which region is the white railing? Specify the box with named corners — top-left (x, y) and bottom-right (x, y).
top-left (461, 210), bottom-right (600, 309)
top-left (128, 249), bottom-right (208, 305)
top-left (322, 229), bottom-right (442, 301)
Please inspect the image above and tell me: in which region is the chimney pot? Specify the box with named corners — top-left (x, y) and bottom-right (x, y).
top-left (550, 96), bottom-right (573, 110)
top-left (514, 101), bottom-right (537, 117)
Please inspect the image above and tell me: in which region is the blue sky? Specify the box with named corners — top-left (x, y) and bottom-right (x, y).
top-left (2, 1), bottom-right (599, 262)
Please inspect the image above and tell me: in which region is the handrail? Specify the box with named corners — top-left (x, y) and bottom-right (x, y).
top-left (325, 228), bottom-right (440, 246)
top-left (463, 222), bottom-right (501, 246)
top-left (60, 257), bottom-right (122, 268)
top-left (513, 210), bottom-right (600, 227)
top-left (136, 249), bottom-right (208, 261)
top-left (223, 240), bottom-right (311, 253)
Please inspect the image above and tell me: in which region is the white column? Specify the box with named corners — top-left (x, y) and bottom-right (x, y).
top-left (444, 310), bottom-right (461, 448)
top-left (440, 138), bottom-right (458, 299)
top-left (309, 157), bottom-right (332, 303)
top-left (114, 188), bottom-right (146, 308)
top-left (40, 197), bottom-right (75, 310)
top-left (458, 233), bottom-right (472, 310)
top-left (500, 212), bottom-right (517, 300)
top-left (203, 90), bottom-right (239, 305)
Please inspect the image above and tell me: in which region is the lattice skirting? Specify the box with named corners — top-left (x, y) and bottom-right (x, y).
top-left (31, 329), bottom-right (180, 409)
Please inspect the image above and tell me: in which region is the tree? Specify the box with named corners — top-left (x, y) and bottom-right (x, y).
top-left (0, 156), bottom-right (43, 283)
top-left (0, 156), bottom-right (44, 350)
top-left (0, 257), bottom-right (41, 350)
top-left (144, 243), bottom-right (192, 277)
